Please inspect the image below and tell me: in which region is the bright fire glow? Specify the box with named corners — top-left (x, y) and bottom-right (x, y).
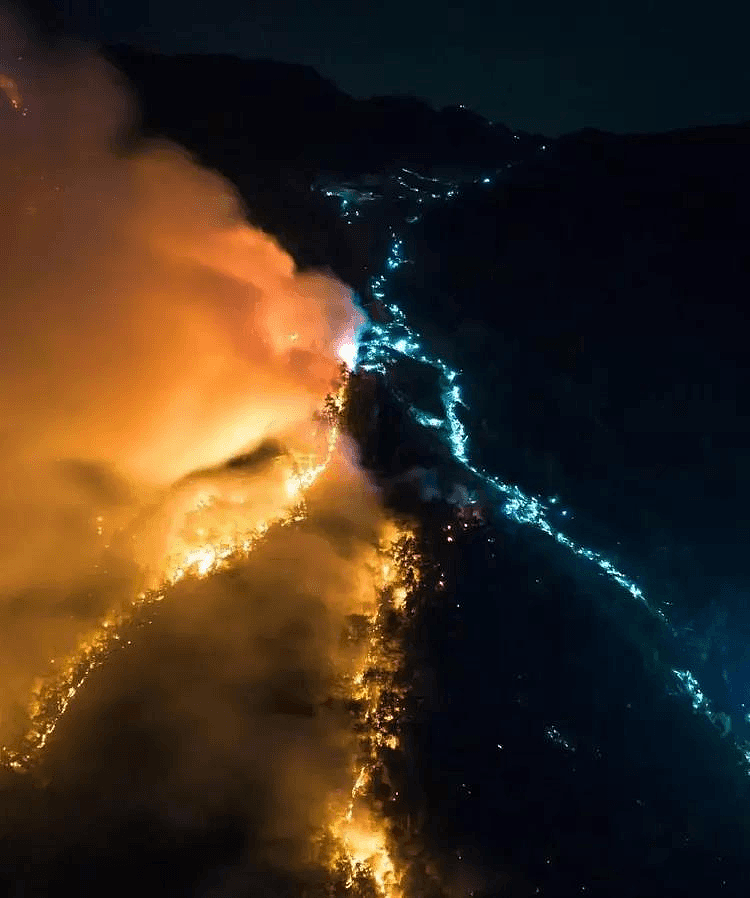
top-left (1, 378), bottom-right (347, 772)
top-left (325, 520), bottom-right (421, 898)
top-left (337, 339), bottom-right (359, 370)
top-left (0, 35), bottom-right (410, 898)
top-left (2, 373), bottom-right (417, 898)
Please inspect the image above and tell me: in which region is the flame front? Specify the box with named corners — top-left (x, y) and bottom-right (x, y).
top-left (1, 378), bottom-right (347, 772)
top-left (324, 520), bottom-right (421, 898)
top-left (0, 373), bottom-right (417, 898)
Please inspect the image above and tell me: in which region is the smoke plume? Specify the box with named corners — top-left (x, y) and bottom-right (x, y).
top-left (0, 9), bottom-right (371, 806)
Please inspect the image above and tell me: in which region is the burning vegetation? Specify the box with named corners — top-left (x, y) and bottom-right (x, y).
top-left (0, 19), bottom-right (425, 898)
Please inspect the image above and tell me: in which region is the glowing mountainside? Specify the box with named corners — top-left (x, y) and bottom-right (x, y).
top-left (0, 386), bottom-right (334, 769)
top-left (0, 40), bottom-right (413, 897)
top-left (4, 40), bottom-right (750, 896)
top-left (0, 361), bottom-right (416, 897)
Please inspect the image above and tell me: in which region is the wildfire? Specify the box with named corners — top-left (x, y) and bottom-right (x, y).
top-left (0, 590), bottom-right (165, 771)
top-left (325, 520), bottom-right (421, 898)
top-left (0, 376), bottom-right (348, 772)
top-left (0, 36), bottom-right (406, 896)
top-left (0, 362), bottom-right (418, 898)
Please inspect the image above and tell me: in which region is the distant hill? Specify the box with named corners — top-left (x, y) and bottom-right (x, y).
top-left (104, 45), bottom-right (540, 179)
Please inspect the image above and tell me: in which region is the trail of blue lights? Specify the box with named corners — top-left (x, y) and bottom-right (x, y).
top-left (356, 206), bottom-right (660, 616)
top-left (320, 167), bottom-right (750, 766)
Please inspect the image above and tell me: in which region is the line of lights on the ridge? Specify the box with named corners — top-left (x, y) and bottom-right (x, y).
top-left (322, 166), bottom-right (750, 765)
top-left (359, 211), bottom-right (664, 617)
top-left (360, 260), bottom-right (663, 615)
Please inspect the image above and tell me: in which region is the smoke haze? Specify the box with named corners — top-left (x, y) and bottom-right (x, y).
top-left (0, 24), bottom-right (384, 891)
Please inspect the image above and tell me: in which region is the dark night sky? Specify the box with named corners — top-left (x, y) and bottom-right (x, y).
top-left (31, 0), bottom-right (750, 135)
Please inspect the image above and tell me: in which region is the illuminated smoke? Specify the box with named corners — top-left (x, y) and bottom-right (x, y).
top-left (0, 19), bottom-right (408, 898)
top-left (0, 22), bottom-right (365, 753)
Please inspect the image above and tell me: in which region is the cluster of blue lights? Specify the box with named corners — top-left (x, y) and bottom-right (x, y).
top-left (322, 185), bottom-right (379, 224)
top-left (319, 165), bottom-right (750, 768)
top-left (545, 724), bottom-right (576, 753)
top-left (672, 668), bottom-right (707, 713)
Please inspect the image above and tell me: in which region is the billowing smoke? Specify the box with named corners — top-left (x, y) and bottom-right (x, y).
top-left (13, 454), bottom-right (391, 896)
top-left (0, 8), bottom-right (376, 814)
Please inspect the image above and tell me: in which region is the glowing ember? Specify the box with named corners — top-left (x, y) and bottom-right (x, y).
top-left (0, 73), bottom-right (21, 110)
